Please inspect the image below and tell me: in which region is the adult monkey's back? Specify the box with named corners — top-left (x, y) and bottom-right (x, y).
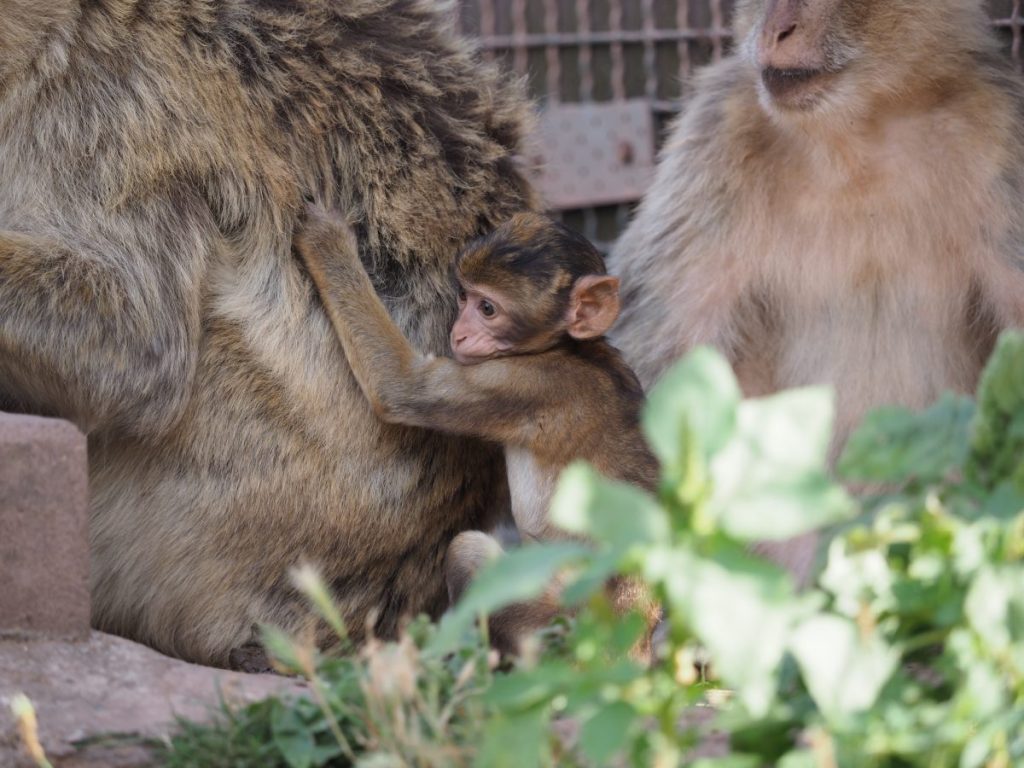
top-left (611, 0), bottom-right (1024, 450)
top-left (0, 0), bottom-right (534, 665)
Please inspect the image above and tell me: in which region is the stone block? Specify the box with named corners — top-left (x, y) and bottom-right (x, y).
top-left (0, 413), bottom-right (89, 639)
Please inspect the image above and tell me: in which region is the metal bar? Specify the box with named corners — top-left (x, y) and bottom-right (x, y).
top-left (473, 26), bottom-right (730, 49)
top-left (640, 0), bottom-right (657, 100)
top-left (544, 0), bottom-right (561, 102)
top-left (1013, 0), bottom-right (1022, 69)
top-left (676, 0), bottom-right (691, 83)
top-left (992, 6), bottom-right (1023, 70)
top-left (582, 206), bottom-right (599, 243)
top-left (608, 0), bottom-right (627, 100)
top-left (511, 0), bottom-right (529, 73)
top-left (576, 0), bottom-right (594, 100)
top-left (709, 0), bottom-right (724, 62)
top-left (479, 0), bottom-right (496, 61)
top-left (615, 202), bottom-right (630, 234)
top-left (651, 98), bottom-right (682, 113)
top-left (473, 20), bottom-right (1022, 53)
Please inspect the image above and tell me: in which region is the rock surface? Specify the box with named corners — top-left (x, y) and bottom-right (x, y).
top-left (0, 631), bottom-right (308, 767)
top-left (0, 412), bottom-right (89, 639)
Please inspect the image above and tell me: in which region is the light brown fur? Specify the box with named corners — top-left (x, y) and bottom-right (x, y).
top-left (0, 0), bottom-right (536, 666)
top-left (612, 0), bottom-right (1024, 449)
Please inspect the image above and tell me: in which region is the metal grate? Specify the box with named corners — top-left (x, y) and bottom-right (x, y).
top-left (459, 0), bottom-right (1023, 248)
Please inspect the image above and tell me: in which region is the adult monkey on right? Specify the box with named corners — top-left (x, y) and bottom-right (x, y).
top-left (612, 0), bottom-right (1024, 451)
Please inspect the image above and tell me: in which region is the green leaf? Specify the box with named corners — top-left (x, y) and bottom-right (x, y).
top-left (965, 566), bottom-right (1024, 653)
top-left (550, 462), bottom-right (670, 551)
top-left (475, 707), bottom-right (549, 768)
top-left (969, 330), bottom-right (1024, 489)
top-left (689, 757), bottom-right (760, 768)
top-left (643, 347), bottom-right (741, 472)
top-left (428, 542), bottom-right (588, 654)
top-left (270, 702), bottom-right (317, 768)
top-left (484, 663), bottom-right (574, 711)
top-left (819, 538), bottom-right (895, 619)
top-left (707, 388), bottom-right (854, 541)
top-left (579, 701), bottom-right (635, 764)
top-left (838, 393), bottom-right (974, 485)
top-left (980, 482), bottom-right (1024, 521)
top-left (646, 545), bottom-right (809, 716)
top-left (356, 754), bottom-right (405, 768)
top-left (776, 752), bottom-right (816, 768)
top-left (789, 615), bottom-right (898, 723)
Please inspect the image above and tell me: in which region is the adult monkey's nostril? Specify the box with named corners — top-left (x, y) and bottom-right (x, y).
top-left (776, 23), bottom-right (797, 43)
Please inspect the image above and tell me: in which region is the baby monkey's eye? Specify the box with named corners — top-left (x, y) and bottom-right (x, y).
top-left (479, 299), bottom-right (496, 318)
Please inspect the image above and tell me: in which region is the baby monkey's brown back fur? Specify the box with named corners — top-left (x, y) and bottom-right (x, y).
top-left (0, 0), bottom-right (536, 665)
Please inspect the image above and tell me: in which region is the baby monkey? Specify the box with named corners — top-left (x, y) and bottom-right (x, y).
top-left (295, 207), bottom-right (659, 658)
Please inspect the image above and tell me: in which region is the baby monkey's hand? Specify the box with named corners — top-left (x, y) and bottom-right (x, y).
top-left (294, 202), bottom-right (360, 268)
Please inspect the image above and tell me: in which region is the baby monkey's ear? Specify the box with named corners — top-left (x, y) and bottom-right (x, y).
top-left (566, 275), bottom-right (621, 340)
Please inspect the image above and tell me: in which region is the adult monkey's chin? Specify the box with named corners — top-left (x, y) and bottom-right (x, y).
top-left (760, 66), bottom-right (839, 111)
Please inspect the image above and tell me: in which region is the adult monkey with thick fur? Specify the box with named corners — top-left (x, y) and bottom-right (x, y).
top-left (0, 0), bottom-right (534, 666)
top-left (612, 0), bottom-right (1024, 449)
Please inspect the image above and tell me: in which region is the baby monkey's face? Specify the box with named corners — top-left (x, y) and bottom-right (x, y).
top-left (449, 212), bottom-right (622, 364)
top-left (449, 281), bottom-right (530, 364)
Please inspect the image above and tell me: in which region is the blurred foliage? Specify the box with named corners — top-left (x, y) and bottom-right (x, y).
top-left (164, 332), bottom-right (1024, 768)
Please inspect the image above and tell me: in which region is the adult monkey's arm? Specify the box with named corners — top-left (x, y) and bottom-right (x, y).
top-left (0, 199), bottom-right (210, 435)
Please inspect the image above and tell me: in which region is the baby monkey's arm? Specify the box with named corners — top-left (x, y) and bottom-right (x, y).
top-left (294, 205), bottom-right (544, 444)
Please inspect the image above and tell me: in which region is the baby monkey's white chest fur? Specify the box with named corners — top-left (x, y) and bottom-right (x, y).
top-left (505, 446), bottom-right (560, 541)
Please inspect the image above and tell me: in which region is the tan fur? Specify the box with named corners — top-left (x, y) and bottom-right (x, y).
top-left (0, 0), bottom-right (537, 666)
top-left (295, 208), bottom-right (660, 660)
top-left (610, 0), bottom-right (1024, 582)
top-left (612, 0), bottom-right (1024, 450)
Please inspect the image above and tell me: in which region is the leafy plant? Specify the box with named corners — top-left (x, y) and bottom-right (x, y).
top-left (165, 333), bottom-right (1024, 768)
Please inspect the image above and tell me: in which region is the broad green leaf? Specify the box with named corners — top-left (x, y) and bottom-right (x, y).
top-left (980, 482), bottom-right (1024, 520)
top-left (270, 702), bottom-right (317, 768)
top-left (959, 709), bottom-right (1024, 768)
top-left (356, 754), bottom-right (404, 768)
top-left (579, 701), bottom-right (635, 764)
top-left (776, 752), bottom-right (816, 768)
top-left (646, 545), bottom-right (807, 716)
top-left (965, 566), bottom-right (1024, 652)
top-left (726, 711), bottom-right (805, 761)
top-left (708, 388), bottom-right (854, 541)
top-left (819, 538), bottom-right (895, 619)
top-left (550, 462), bottom-right (670, 550)
top-left (643, 347), bottom-right (741, 473)
top-left (790, 615), bottom-right (898, 723)
top-left (689, 757), bottom-right (760, 768)
top-left (476, 707), bottom-right (549, 768)
top-left (838, 393), bottom-right (974, 485)
top-left (484, 664), bottom-right (572, 710)
top-left (947, 628), bottom-right (1008, 720)
top-left (969, 331), bottom-right (1024, 489)
top-left (428, 542), bottom-right (588, 654)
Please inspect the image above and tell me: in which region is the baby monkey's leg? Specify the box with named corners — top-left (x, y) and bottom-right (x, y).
top-left (445, 531), bottom-right (657, 663)
top-left (445, 530), bottom-right (561, 657)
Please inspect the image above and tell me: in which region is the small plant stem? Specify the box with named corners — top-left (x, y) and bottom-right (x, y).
top-left (303, 664), bottom-right (358, 762)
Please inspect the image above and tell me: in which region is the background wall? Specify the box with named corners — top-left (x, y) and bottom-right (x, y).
top-left (456, 0), bottom-right (1023, 248)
